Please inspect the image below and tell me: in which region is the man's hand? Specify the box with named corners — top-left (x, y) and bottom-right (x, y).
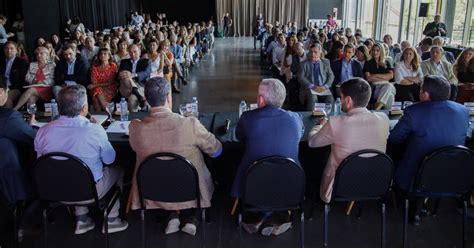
top-left (119, 70), bottom-right (132, 80)
top-left (89, 115), bottom-right (98, 124)
top-left (28, 114), bottom-right (37, 125)
top-left (314, 86), bottom-right (326, 93)
top-left (318, 117), bottom-right (328, 126)
top-left (87, 84), bottom-right (96, 90)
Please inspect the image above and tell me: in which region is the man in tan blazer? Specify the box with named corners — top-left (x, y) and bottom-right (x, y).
top-left (128, 77), bottom-right (222, 236)
top-left (421, 46), bottom-right (458, 100)
top-left (308, 78), bottom-right (389, 203)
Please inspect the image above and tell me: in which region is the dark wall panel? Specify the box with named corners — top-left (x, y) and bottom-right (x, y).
top-left (308, 0), bottom-right (343, 19)
top-left (22, 0), bottom-right (59, 52)
top-left (142, 0), bottom-right (216, 24)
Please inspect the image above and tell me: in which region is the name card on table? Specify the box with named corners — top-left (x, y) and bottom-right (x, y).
top-left (106, 121), bottom-right (130, 134)
top-left (313, 103), bottom-right (326, 116)
top-left (464, 102), bottom-right (474, 115)
top-left (389, 102), bottom-right (403, 115)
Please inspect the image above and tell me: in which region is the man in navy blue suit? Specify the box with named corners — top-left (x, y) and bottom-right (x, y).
top-left (389, 75), bottom-right (469, 222)
top-left (330, 43), bottom-right (364, 95)
top-left (232, 78), bottom-right (304, 236)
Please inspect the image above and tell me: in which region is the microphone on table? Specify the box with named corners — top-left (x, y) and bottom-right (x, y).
top-left (224, 119), bottom-right (231, 133)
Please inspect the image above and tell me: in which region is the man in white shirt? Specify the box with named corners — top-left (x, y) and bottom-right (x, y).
top-left (308, 78), bottom-right (389, 203)
top-left (35, 85), bottom-right (128, 235)
top-left (271, 33), bottom-right (286, 79)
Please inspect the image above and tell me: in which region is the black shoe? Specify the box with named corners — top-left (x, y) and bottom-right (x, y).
top-left (172, 87), bottom-right (181, 94)
top-left (420, 208), bottom-right (432, 218)
top-left (181, 78), bottom-right (188, 85)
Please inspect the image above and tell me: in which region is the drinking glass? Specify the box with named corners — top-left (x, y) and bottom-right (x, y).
top-left (106, 102), bottom-right (115, 121)
top-left (27, 103), bottom-right (37, 115)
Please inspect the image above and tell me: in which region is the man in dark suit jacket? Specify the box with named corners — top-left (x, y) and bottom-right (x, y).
top-left (53, 43), bottom-right (90, 98)
top-left (232, 79), bottom-right (304, 236)
top-left (0, 41), bottom-right (28, 108)
top-left (0, 76), bottom-right (36, 205)
top-left (118, 44), bottom-right (151, 111)
top-left (389, 75), bottom-right (469, 192)
top-left (330, 43), bottom-right (364, 95)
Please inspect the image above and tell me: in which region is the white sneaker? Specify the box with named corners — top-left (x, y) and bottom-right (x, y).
top-left (165, 218), bottom-right (180, 235)
top-left (75, 217), bottom-right (95, 235)
top-left (102, 218), bottom-right (129, 234)
top-left (181, 223), bottom-right (197, 236)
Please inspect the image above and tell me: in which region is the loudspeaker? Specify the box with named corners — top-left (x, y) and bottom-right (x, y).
top-left (419, 3), bottom-right (429, 17)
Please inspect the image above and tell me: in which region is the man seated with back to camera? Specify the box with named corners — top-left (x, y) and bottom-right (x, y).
top-left (128, 77), bottom-right (222, 236)
top-left (34, 85), bottom-right (128, 235)
top-left (232, 78), bottom-right (304, 236)
top-left (307, 77), bottom-right (389, 203)
top-left (298, 43), bottom-right (335, 111)
top-left (388, 75), bottom-right (470, 225)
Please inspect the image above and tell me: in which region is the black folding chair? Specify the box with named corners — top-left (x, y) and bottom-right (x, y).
top-left (402, 145), bottom-right (474, 248)
top-left (323, 150), bottom-right (393, 248)
top-left (238, 156), bottom-right (305, 248)
top-left (33, 152), bottom-right (121, 248)
top-left (136, 152), bottom-right (206, 248)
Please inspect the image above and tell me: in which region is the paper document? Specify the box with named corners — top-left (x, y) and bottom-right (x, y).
top-left (310, 88), bottom-right (332, 96)
top-left (106, 121), bottom-right (130, 134)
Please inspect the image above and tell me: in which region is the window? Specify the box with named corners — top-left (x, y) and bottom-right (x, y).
top-left (450, 0), bottom-right (469, 45)
top-left (360, 0), bottom-right (376, 38)
top-left (381, 0), bottom-right (403, 42)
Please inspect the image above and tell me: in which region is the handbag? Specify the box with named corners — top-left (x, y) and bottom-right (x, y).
top-left (163, 65), bottom-right (170, 74)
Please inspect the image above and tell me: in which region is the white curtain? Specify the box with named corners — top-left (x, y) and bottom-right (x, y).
top-left (216, 0), bottom-right (309, 36)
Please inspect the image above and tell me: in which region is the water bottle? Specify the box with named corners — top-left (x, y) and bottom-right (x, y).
top-left (239, 100), bottom-right (247, 118)
top-left (191, 97), bottom-right (199, 117)
top-left (334, 98), bottom-right (341, 116)
top-left (120, 97), bottom-right (129, 121)
top-left (50, 99), bottom-right (59, 121)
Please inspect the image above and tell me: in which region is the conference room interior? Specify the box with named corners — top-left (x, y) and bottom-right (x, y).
top-left (1, 0), bottom-right (474, 247)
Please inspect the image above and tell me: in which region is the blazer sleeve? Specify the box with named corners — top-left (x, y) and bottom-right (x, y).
top-left (388, 110), bottom-right (413, 144)
top-left (322, 59), bottom-right (335, 88)
top-left (308, 118), bottom-right (334, 148)
top-left (330, 60), bottom-right (340, 85)
top-left (54, 61), bottom-right (64, 86)
top-left (136, 59), bottom-right (151, 85)
top-left (235, 113), bottom-right (246, 142)
top-left (421, 61), bottom-right (430, 76)
top-left (25, 63), bottom-right (36, 84)
top-left (298, 62), bottom-right (312, 88)
top-left (4, 111), bottom-right (36, 145)
top-left (193, 117), bottom-right (222, 157)
top-left (353, 60), bottom-right (364, 78)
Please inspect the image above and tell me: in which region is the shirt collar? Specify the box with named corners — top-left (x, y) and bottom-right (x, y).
top-left (150, 106), bottom-right (172, 114)
top-left (67, 58), bottom-right (76, 65)
top-left (57, 115), bottom-right (89, 123)
top-left (6, 57), bottom-right (15, 63)
top-left (347, 107), bottom-right (370, 115)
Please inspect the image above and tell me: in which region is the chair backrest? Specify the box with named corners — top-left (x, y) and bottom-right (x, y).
top-left (415, 145), bottom-right (474, 194)
top-left (243, 156), bottom-right (305, 210)
top-left (332, 150), bottom-right (393, 201)
top-left (34, 152), bottom-right (98, 203)
top-left (136, 152), bottom-right (200, 208)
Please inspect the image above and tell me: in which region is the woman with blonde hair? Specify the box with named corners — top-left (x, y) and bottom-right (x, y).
top-left (14, 46), bottom-right (55, 110)
top-left (454, 47), bottom-right (474, 103)
top-left (394, 47), bottom-right (423, 102)
top-left (363, 42), bottom-right (396, 110)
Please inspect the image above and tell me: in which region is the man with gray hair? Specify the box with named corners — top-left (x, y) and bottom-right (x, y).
top-left (34, 85), bottom-right (128, 235)
top-left (421, 45), bottom-right (458, 100)
top-left (298, 43), bottom-right (335, 110)
top-left (232, 78), bottom-right (304, 236)
top-left (128, 77), bottom-right (222, 236)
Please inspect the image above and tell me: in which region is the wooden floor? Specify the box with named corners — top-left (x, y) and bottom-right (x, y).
top-left (1, 37), bottom-right (473, 248)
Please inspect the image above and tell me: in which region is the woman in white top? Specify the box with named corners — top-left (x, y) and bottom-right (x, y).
top-left (394, 47), bottom-right (423, 102)
top-left (113, 38), bottom-right (130, 66)
top-left (142, 38), bottom-right (164, 78)
top-left (14, 46), bottom-right (55, 110)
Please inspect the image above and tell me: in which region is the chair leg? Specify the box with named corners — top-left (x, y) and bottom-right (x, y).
top-left (205, 208), bottom-right (211, 223)
top-left (323, 204), bottom-right (329, 248)
top-left (403, 199), bottom-right (409, 248)
top-left (300, 210), bottom-right (305, 248)
top-left (431, 198), bottom-right (440, 216)
top-left (202, 209), bottom-right (207, 248)
top-left (238, 213), bottom-right (243, 248)
top-left (141, 209), bottom-right (146, 248)
top-left (381, 202), bottom-right (386, 248)
top-left (462, 200), bottom-right (467, 248)
top-left (13, 205), bottom-right (18, 248)
top-left (103, 209), bottom-right (109, 248)
top-left (43, 209), bottom-right (48, 248)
